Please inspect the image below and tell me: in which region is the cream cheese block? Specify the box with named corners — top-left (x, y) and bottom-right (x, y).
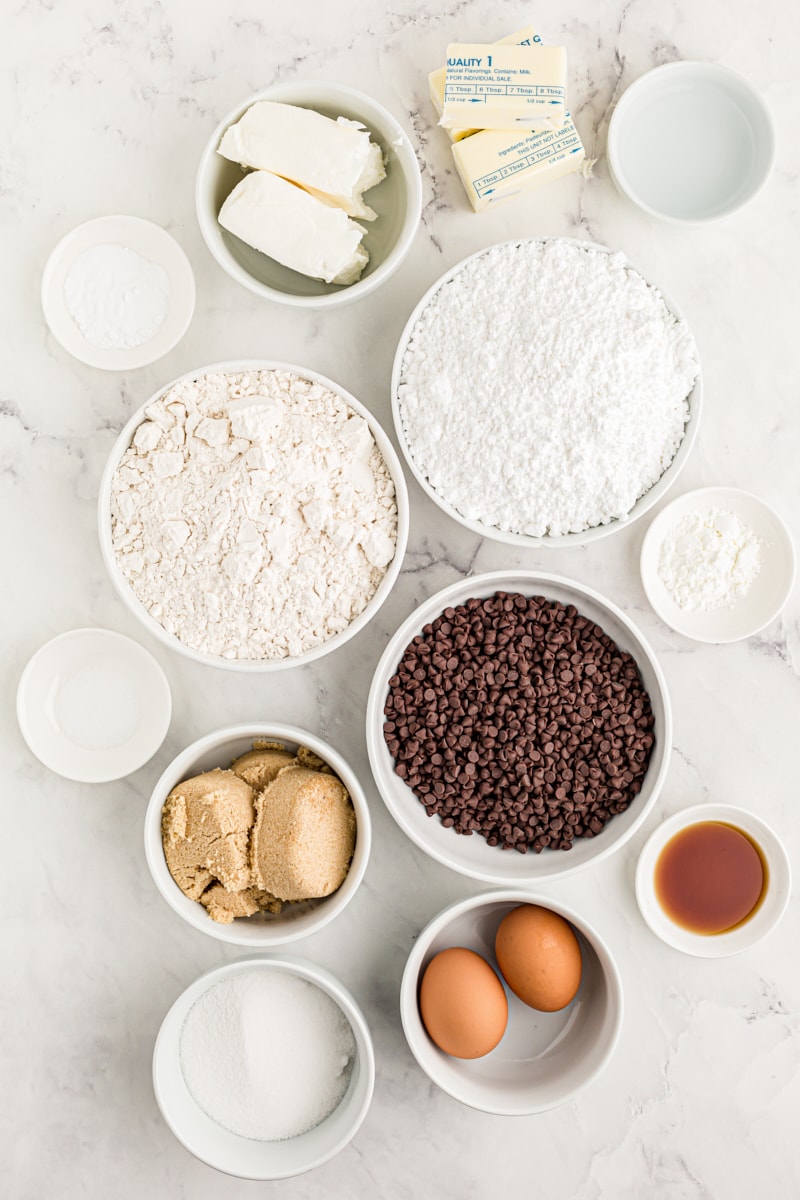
top-left (429, 25), bottom-right (540, 141)
top-left (218, 171), bottom-right (369, 285)
top-left (441, 43), bottom-right (567, 132)
top-left (451, 113), bottom-right (585, 211)
top-left (218, 100), bottom-right (385, 220)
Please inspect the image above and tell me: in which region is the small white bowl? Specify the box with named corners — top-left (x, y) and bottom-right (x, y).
top-left (97, 359), bottom-right (409, 671)
top-left (366, 571), bottom-right (671, 885)
top-left (41, 215), bottom-right (195, 370)
top-left (196, 82), bottom-right (422, 308)
top-left (16, 628), bottom-right (171, 782)
top-left (607, 62), bottom-right (776, 223)
top-left (391, 237), bottom-right (702, 548)
top-left (153, 956), bottom-right (375, 1179)
top-left (635, 804), bottom-right (791, 957)
top-left (640, 486), bottom-right (795, 643)
top-left (400, 891), bottom-right (623, 1115)
top-left (144, 724), bottom-right (371, 946)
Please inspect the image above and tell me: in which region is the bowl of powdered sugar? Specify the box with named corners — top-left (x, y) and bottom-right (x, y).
top-left (153, 957), bottom-right (375, 1179)
top-left (393, 237), bottom-right (702, 546)
top-left (99, 361), bottom-right (408, 669)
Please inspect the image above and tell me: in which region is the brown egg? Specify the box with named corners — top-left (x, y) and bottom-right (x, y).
top-left (419, 947), bottom-right (508, 1059)
top-left (495, 905), bottom-right (583, 1012)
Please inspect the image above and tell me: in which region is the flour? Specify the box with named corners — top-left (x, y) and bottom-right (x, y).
top-left (397, 240), bottom-right (700, 537)
top-left (658, 509), bottom-right (764, 611)
top-left (110, 369), bottom-right (397, 660)
top-left (64, 243), bottom-right (170, 349)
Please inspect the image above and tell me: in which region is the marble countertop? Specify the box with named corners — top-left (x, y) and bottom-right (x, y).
top-left (4, 1), bottom-right (799, 1196)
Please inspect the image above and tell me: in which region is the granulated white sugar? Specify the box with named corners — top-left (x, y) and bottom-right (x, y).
top-left (658, 509), bottom-right (764, 611)
top-left (179, 969), bottom-right (356, 1142)
top-left (397, 240), bottom-right (700, 537)
top-left (110, 368), bottom-right (397, 660)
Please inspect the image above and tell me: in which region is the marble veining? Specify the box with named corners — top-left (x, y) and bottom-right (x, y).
top-left (3, 0), bottom-right (799, 1197)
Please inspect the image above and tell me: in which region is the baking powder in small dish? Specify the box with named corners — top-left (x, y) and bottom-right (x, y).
top-left (64, 242), bottom-right (170, 349)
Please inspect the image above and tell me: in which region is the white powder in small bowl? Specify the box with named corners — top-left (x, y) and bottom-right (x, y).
top-left (64, 243), bottom-right (170, 349)
top-left (657, 508), bottom-right (765, 612)
top-left (179, 969), bottom-right (356, 1142)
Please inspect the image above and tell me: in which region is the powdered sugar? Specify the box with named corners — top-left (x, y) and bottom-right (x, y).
top-left (397, 240), bottom-right (700, 537)
top-left (64, 243), bottom-right (170, 349)
top-left (110, 369), bottom-right (397, 660)
top-left (658, 509), bottom-right (764, 611)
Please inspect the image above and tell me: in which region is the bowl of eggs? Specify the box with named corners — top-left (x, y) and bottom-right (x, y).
top-left (400, 890), bottom-right (623, 1115)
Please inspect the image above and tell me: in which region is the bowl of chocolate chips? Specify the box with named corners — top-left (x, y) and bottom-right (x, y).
top-left (366, 571), bottom-right (671, 884)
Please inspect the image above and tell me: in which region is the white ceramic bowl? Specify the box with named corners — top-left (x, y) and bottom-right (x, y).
top-left (366, 571), bottom-right (671, 885)
top-left (16, 628), bottom-right (171, 782)
top-left (640, 486), bottom-right (795, 643)
top-left (607, 62), bottom-right (776, 223)
top-left (144, 724), bottom-right (371, 946)
top-left (400, 890), bottom-right (623, 1115)
top-left (98, 359), bottom-right (409, 671)
top-left (391, 237), bottom-right (702, 547)
top-left (635, 804), bottom-right (791, 957)
top-left (153, 956), bottom-right (375, 1179)
top-left (41, 215), bottom-right (195, 370)
top-left (196, 82), bottom-right (422, 308)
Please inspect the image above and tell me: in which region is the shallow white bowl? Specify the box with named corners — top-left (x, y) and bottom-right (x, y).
top-left (607, 61), bottom-right (775, 223)
top-left (41, 215), bottom-right (195, 370)
top-left (366, 570), bottom-right (671, 885)
top-left (635, 804), bottom-right (791, 957)
top-left (196, 82), bottom-right (422, 308)
top-left (400, 890), bottom-right (623, 1115)
top-left (153, 956), bottom-right (375, 1179)
top-left (640, 486), bottom-right (795, 643)
top-left (17, 628), bottom-right (171, 782)
top-left (391, 237), bottom-right (702, 547)
top-left (98, 359), bottom-right (409, 671)
top-left (145, 723), bottom-right (371, 946)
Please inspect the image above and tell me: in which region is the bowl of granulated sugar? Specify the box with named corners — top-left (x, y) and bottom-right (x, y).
top-left (153, 957), bottom-right (375, 1179)
top-left (393, 237), bottom-right (702, 547)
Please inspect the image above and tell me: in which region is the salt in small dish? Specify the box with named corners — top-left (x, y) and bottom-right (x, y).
top-left (640, 486), bottom-right (795, 644)
top-left (635, 803), bottom-right (791, 957)
top-left (41, 215), bottom-right (195, 370)
top-left (16, 628), bottom-right (172, 782)
top-left (153, 956), bottom-right (375, 1180)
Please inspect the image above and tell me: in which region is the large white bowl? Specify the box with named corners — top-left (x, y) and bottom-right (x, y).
top-left (144, 724), bottom-right (371, 947)
top-left (196, 82), bottom-right (422, 308)
top-left (366, 571), bottom-right (671, 884)
top-left (98, 359), bottom-right (409, 671)
top-left (400, 891), bottom-right (623, 1115)
top-left (153, 956), bottom-right (375, 1179)
top-left (391, 237), bottom-right (702, 548)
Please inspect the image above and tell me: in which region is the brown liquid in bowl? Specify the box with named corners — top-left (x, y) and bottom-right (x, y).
top-left (654, 821), bottom-right (767, 935)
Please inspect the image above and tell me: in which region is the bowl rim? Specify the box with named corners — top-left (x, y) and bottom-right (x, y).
top-left (634, 802), bottom-right (792, 957)
top-left (97, 358), bottom-right (409, 671)
top-left (144, 722), bottom-right (372, 946)
top-left (390, 235), bottom-right (702, 547)
top-left (152, 954), bottom-right (376, 1179)
top-left (639, 485), bottom-right (796, 644)
top-left (195, 81), bottom-right (423, 308)
top-left (16, 626), bottom-right (172, 782)
top-left (399, 889), bottom-right (624, 1115)
top-left (606, 60), bottom-right (777, 225)
top-left (365, 569), bottom-right (672, 884)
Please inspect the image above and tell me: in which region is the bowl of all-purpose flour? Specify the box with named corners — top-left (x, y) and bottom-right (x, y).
top-left (392, 238), bottom-right (702, 547)
top-left (98, 361), bottom-right (408, 670)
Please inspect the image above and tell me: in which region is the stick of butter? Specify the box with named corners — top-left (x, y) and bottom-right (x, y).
top-left (441, 44), bottom-right (567, 132)
top-left (218, 171), bottom-right (368, 285)
top-left (429, 26), bottom-right (541, 142)
top-left (218, 101), bottom-right (385, 221)
top-left (451, 114), bottom-right (585, 212)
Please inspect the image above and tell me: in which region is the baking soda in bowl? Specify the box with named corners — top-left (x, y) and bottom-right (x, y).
top-left (179, 968), bottom-right (356, 1141)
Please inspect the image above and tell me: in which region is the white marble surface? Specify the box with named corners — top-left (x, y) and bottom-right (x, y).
top-left (3, 1), bottom-right (799, 1196)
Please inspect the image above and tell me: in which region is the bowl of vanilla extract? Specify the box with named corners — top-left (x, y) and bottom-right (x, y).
top-left (635, 803), bottom-right (791, 957)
